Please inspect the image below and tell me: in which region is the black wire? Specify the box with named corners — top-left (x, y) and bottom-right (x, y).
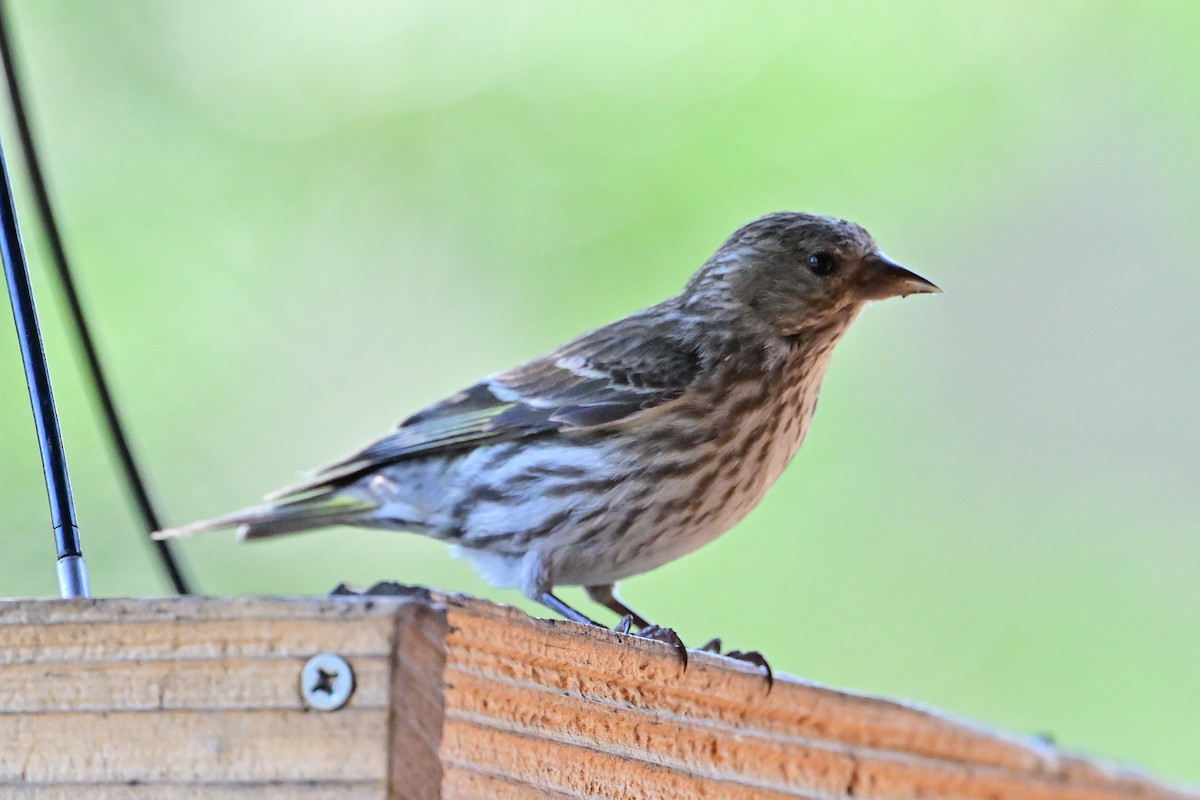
top-left (0, 3), bottom-right (193, 595)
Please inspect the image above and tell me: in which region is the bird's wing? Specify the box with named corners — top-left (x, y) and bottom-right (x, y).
top-left (267, 316), bottom-right (702, 499)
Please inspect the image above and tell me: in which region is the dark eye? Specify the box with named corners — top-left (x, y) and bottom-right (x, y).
top-left (806, 252), bottom-right (837, 276)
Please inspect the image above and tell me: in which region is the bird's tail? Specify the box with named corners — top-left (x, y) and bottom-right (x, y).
top-left (153, 491), bottom-right (379, 542)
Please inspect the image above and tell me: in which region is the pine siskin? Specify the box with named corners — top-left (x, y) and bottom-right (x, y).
top-left (157, 212), bottom-right (939, 628)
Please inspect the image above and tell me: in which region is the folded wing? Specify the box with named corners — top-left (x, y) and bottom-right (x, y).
top-left (268, 316), bottom-right (702, 500)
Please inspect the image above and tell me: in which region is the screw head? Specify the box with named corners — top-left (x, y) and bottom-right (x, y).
top-left (300, 652), bottom-right (355, 711)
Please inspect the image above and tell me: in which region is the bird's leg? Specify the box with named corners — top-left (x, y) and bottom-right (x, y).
top-left (524, 552), bottom-right (604, 626)
top-left (534, 591), bottom-right (604, 627)
top-left (527, 557), bottom-right (682, 667)
top-left (585, 583), bottom-right (651, 630)
top-left (700, 638), bottom-right (774, 690)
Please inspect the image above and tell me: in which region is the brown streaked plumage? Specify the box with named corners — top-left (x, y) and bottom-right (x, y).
top-left (156, 212), bottom-right (939, 629)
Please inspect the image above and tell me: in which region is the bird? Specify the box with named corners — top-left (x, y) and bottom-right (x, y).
top-left (156, 211), bottom-right (939, 632)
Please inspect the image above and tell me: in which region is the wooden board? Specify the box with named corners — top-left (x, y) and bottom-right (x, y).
top-left (0, 594), bottom-right (1193, 800)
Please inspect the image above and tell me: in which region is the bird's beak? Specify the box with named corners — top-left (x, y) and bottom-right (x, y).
top-left (857, 252), bottom-right (941, 301)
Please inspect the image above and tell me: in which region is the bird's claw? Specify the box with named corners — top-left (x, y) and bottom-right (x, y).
top-left (329, 580), bottom-right (431, 600)
top-left (613, 617), bottom-right (689, 669)
top-left (700, 637), bottom-right (774, 690)
top-left (638, 624), bottom-right (690, 670)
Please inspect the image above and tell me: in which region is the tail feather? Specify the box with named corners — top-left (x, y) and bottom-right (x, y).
top-left (153, 492), bottom-right (379, 542)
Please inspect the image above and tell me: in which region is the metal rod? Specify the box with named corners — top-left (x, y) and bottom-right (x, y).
top-left (0, 2), bottom-right (191, 594)
top-left (0, 137), bottom-right (89, 599)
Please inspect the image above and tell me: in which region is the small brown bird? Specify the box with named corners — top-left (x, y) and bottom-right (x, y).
top-left (157, 212), bottom-right (938, 630)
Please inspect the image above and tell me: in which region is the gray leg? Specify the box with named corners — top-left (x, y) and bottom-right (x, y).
top-left (536, 591), bottom-right (603, 627)
top-left (521, 550), bottom-right (601, 626)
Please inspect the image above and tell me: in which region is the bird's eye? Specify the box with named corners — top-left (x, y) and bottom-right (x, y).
top-left (806, 252), bottom-right (837, 277)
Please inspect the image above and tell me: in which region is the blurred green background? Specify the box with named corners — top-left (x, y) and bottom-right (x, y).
top-left (1, 0), bottom-right (1196, 783)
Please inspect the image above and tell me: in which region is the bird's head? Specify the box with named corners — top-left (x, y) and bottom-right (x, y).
top-left (685, 212), bottom-right (939, 337)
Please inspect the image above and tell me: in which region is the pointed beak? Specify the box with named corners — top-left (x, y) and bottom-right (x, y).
top-left (857, 252), bottom-right (941, 301)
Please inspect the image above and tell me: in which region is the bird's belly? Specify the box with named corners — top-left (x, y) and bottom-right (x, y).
top-left (553, 410), bottom-right (809, 586)
top-left (445, 386), bottom-right (814, 589)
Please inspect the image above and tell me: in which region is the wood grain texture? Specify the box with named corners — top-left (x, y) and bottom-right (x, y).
top-left (434, 597), bottom-right (1196, 800)
top-left (0, 597), bottom-right (396, 798)
top-left (6, 784), bottom-right (382, 800)
top-left (389, 601), bottom-right (449, 800)
top-left (0, 594), bottom-right (1193, 800)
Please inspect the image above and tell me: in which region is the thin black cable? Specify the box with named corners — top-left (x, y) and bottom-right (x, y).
top-left (0, 3), bottom-right (193, 595)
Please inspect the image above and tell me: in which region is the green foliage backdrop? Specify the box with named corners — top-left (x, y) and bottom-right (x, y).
top-left (1, 1), bottom-right (1196, 782)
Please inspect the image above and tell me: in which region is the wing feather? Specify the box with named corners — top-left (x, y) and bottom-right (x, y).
top-left (268, 312), bottom-right (702, 500)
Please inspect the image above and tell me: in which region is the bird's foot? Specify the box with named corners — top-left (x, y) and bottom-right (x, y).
top-left (700, 637), bottom-right (774, 690)
top-left (613, 615), bottom-right (689, 669)
top-left (329, 580), bottom-right (431, 600)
